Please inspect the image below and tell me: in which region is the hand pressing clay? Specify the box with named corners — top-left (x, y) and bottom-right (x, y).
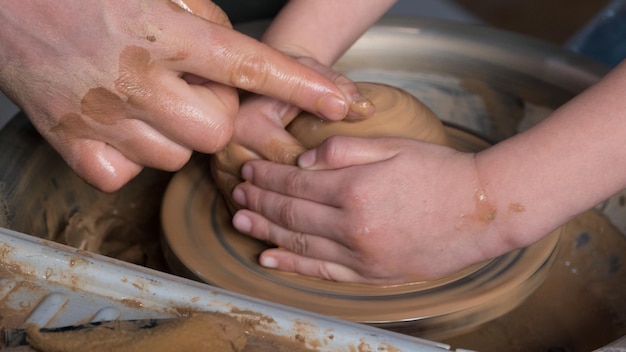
top-left (213, 82), bottom-right (451, 212)
top-left (287, 82), bottom-right (451, 148)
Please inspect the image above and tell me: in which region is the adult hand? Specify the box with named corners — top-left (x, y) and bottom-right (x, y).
top-left (211, 56), bottom-right (372, 212)
top-left (210, 93), bottom-right (303, 213)
top-left (230, 136), bottom-right (515, 284)
top-left (0, 0), bottom-right (357, 192)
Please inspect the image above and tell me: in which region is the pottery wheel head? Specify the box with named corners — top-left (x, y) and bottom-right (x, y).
top-left (161, 83), bottom-right (560, 338)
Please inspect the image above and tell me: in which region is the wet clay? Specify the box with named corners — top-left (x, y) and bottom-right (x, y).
top-left (4, 123), bottom-right (172, 271)
top-left (26, 313), bottom-right (245, 352)
top-left (287, 82), bottom-right (451, 149)
top-left (25, 312), bottom-right (317, 352)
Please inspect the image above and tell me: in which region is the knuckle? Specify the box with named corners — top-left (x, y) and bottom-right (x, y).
top-left (229, 53), bottom-right (270, 91)
top-left (72, 155), bottom-right (129, 193)
top-left (198, 117), bottom-right (234, 153)
top-left (287, 232), bottom-right (308, 256)
top-left (319, 136), bottom-right (348, 161)
top-left (333, 73), bottom-right (352, 86)
top-left (159, 149), bottom-right (192, 171)
top-left (283, 169), bottom-right (306, 195)
top-left (340, 213), bottom-right (373, 247)
top-left (275, 199), bottom-right (299, 229)
top-left (315, 263), bottom-right (336, 281)
top-left (345, 224), bottom-right (371, 245)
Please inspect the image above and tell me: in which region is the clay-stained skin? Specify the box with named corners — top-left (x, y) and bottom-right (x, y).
top-left (52, 112), bottom-right (97, 139)
top-left (457, 188), bottom-right (497, 230)
top-left (508, 202), bottom-right (526, 213)
top-left (54, 86), bottom-right (129, 142)
top-left (114, 45), bottom-right (162, 108)
top-left (59, 45), bottom-right (163, 134)
top-left (474, 189), bottom-right (497, 223)
top-left (81, 87), bottom-right (127, 125)
top-left (288, 82), bottom-right (452, 149)
top-left (350, 98), bottom-right (375, 117)
top-left (262, 139), bottom-right (304, 166)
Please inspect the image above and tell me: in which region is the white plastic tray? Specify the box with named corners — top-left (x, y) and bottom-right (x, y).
top-left (0, 227), bottom-right (453, 351)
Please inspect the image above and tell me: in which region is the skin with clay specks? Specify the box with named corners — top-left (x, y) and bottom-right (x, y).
top-left (0, 0), bottom-right (368, 192)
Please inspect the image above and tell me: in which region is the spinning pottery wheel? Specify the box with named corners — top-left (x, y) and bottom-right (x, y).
top-left (160, 18), bottom-right (618, 342)
top-left (161, 126), bottom-right (560, 338)
top-left (162, 79), bottom-right (563, 338)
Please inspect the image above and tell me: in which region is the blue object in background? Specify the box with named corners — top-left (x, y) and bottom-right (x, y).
top-left (566, 0), bottom-right (626, 67)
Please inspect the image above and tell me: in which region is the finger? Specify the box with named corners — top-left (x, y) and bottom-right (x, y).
top-left (297, 136), bottom-right (401, 170)
top-left (232, 209), bottom-right (373, 283)
top-left (258, 248), bottom-right (366, 283)
top-left (233, 209), bottom-right (351, 260)
top-left (99, 118), bottom-right (193, 171)
top-left (114, 58), bottom-right (239, 154)
top-left (295, 57), bottom-right (374, 119)
top-left (232, 183), bottom-right (345, 238)
top-left (237, 160), bottom-right (347, 206)
top-left (161, 17), bottom-right (354, 121)
top-left (64, 139), bottom-right (143, 193)
top-left (51, 112), bottom-right (191, 184)
top-left (234, 95), bottom-right (305, 164)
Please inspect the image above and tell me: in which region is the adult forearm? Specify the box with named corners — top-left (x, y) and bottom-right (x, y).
top-left (262, 0), bottom-right (397, 65)
top-left (477, 60), bottom-right (626, 249)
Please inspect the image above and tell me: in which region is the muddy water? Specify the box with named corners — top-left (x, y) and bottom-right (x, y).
top-left (441, 209), bottom-right (626, 352)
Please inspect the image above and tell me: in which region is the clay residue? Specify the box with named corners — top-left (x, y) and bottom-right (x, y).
top-left (456, 188), bottom-right (497, 231)
top-left (287, 82), bottom-right (452, 149)
top-left (50, 112), bottom-right (97, 141)
top-left (349, 98), bottom-right (375, 117)
top-left (114, 45), bottom-right (155, 106)
top-left (5, 130), bottom-right (172, 271)
top-left (26, 313), bottom-right (247, 352)
top-left (81, 87), bottom-right (126, 125)
top-left (24, 312), bottom-right (318, 352)
top-left (473, 189), bottom-right (497, 223)
top-left (508, 202), bottom-right (525, 213)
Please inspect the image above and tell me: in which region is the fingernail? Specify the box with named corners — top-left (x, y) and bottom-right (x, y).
top-left (348, 98), bottom-right (375, 118)
top-left (260, 255), bottom-right (278, 268)
top-left (232, 187), bottom-right (247, 207)
top-left (232, 212), bottom-right (252, 233)
top-left (241, 164), bottom-right (253, 180)
top-left (317, 94), bottom-right (347, 120)
top-left (298, 150), bottom-right (316, 168)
